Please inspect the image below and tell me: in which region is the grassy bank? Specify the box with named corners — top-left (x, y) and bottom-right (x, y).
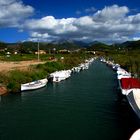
top-left (0, 53), bottom-right (93, 93)
top-left (107, 49), bottom-right (140, 77)
top-left (0, 54), bottom-right (62, 61)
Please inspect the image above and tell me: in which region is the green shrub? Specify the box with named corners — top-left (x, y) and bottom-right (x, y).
top-left (0, 53), bottom-right (93, 93)
top-left (7, 81), bottom-right (20, 93)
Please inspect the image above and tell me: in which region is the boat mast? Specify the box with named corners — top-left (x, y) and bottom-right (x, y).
top-left (38, 40), bottom-right (40, 61)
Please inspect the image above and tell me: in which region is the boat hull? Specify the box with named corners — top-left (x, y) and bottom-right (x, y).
top-left (127, 90), bottom-right (140, 119)
top-left (21, 78), bottom-right (48, 91)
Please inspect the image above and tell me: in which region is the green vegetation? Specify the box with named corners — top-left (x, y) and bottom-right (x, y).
top-left (107, 50), bottom-right (140, 77)
top-left (86, 40), bottom-right (140, 78)
top-left (0, 53), bottom-right (93, 93)
top-left (0, 39), bottom-right (140, 94)
top-left (0, 41), bottom-right (81, 54)
top-left (88, 42), bottom-right (113, 51)
top-left (0, 42), bottom-right (7, 49)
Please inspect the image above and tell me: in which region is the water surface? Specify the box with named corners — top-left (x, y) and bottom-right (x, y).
top-left (0, 61), bottom-right (139, 140)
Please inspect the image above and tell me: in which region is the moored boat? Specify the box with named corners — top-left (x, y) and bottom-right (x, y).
top-left (122, 78), bottom-right (140, 119)
top-left (48, 70), bottom-right (71, 83)
top-left (127, 89), bottom-right (140, 119)
top-left (129, 129), bottom-right (140, 140)
top-left (118, 76), bottom-right (140, 120)
top-left (120, 78), bottom-right (140, 95)
top-left (102, 59), bottom-right (140, 123)
top-left (21, 78), bottom-right (48, 91)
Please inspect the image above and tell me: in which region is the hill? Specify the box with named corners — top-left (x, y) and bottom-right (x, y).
top-left (87, 42), bottom-right (112, 51)
top-left (1, 39), bottom-right (140, 53)
top-left (118, 40), bottom-right (140, 50)
top-left (5, 41), bottom-right (81, 53)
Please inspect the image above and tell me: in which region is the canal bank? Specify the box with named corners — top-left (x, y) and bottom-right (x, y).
top-left (0, 60), bottom-right (139, 140)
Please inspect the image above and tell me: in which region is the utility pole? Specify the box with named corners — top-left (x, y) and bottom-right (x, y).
top-left (38, 41), bottom-right (40, 61)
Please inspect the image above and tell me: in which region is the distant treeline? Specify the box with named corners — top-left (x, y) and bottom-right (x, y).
top-left (0, 41), bottom-right (81, 54)
top-left (0, 39), bottom-right (140, 54)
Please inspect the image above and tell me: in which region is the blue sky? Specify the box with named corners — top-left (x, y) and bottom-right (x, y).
top-left (1, 0), bottom-right (140, 43)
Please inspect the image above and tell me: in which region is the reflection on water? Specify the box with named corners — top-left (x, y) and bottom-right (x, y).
top-left (0, 93), bottom-right (21, 105)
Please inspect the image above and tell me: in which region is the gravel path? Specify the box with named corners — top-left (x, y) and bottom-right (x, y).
top-left (0, 60), bottom-right (46, 72)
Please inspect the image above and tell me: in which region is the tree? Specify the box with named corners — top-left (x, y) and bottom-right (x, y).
top-left (0, 42), bottom-right (7, 49)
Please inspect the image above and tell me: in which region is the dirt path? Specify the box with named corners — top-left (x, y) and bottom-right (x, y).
top-left (0, 60), bottom-right (46, 72)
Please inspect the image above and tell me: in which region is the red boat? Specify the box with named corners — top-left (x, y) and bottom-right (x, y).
top-left (120, 78), bottom-right (140, 119)
top-left (119, 78), bottom-right (140, 95)
top-left (121, 78), bottom-right (140, 89)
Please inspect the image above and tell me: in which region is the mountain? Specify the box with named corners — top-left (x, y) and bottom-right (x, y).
top-left (6, 41), bottom-right (81, 52)
top-left (53, 42), bottom-right (80, 50)
top-left (4, 39), bottom-right (140, 53)
top-left (120, 40), bottom-right (140, 50)
top-left (87, 42), bottom-right (111, 51)
top-left (51, 39), bottom-right (88, 47)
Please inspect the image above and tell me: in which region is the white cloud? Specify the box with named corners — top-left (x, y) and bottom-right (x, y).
top-left (28, 32), bottom-right (59, 42)
top-left (93, 5), bottom-right (129, 22)
top-left (0, 0), bottom-right (34, 27)
top-left (23, 5), bottom-right (140, 43)
top-left (24, 16), bottom-right (77, 37)
top-left (74, 16), bottom-right (94, 26)
top-left (132, 37), bottom-right (140, 41)
top-left (0, 0), bottom-right (15, 5)
top-left (85, 7), bottom-right (96, 13)
top-left (1, 3), bottom-right (140, 43)
top-left (24, 16), bottom-right (58, 30)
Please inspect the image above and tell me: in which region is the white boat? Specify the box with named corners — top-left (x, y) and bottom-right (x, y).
top-left (127, 89), bottom-right (140, 119)
top-left (117, 73), bottom-right (131, 80)
top-left (130, 129), bottom-right (140, 140)
top-left (48, 70), bottom-right (71, 82)
top-left (72, 67), bottom-right (81, 73)
top-left (112, 64), bottom-right (120, 71)
top-left (71, 58), bottom-right (95, 73)
top-left (116, 67), bottom-right (131, 95)
top-left (21, 78), bottom-right (48, 91)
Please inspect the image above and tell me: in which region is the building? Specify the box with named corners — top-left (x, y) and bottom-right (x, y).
top-left (35, 50), bottom-right (46, 55)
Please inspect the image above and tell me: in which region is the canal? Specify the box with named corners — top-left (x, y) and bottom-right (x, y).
top-left (0, 60), bottom-right (139, 140)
